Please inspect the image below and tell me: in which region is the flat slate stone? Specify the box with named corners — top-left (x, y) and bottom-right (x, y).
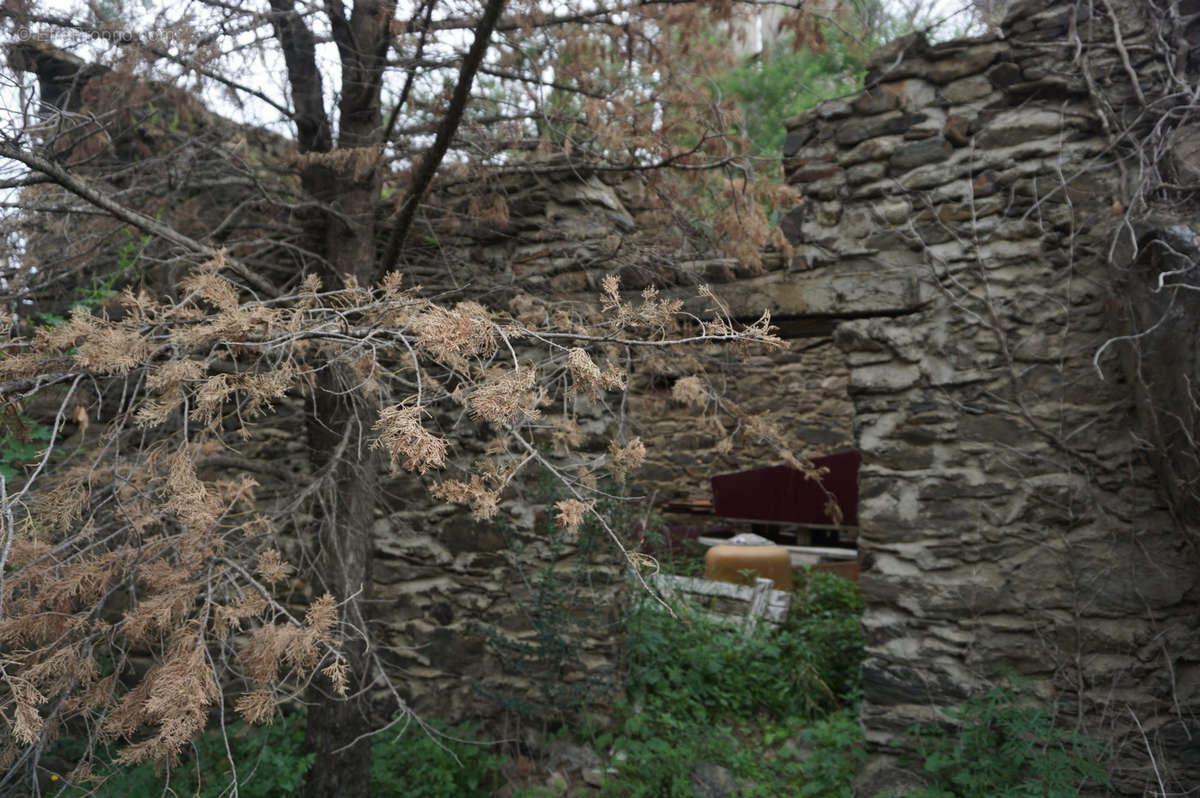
top-left (839, 134), bottom-right (905, 165)
top-left (890, 137), bottom-right (953, 172)
top-left (944, 114), bottom-right (971, 146)
top-left (925, 42), bottom-right (1006, 83)
top-left (782, 126), bottom-right (814, 157)
top-left (836, 112), bottom-right (915, 146)
top-left (816, 99), bottom-right (854, 120)
top-left (882, 77), bottom-right (938, 111)
top-left (854, 87), bottom-right (900, 115)
top-left (986, 61), bottom-right (1024, 88)
top-left (788, 163), bottom-right (841, 183)
top-left (975, 108), bottom-right (1067, 148)
top-left (941, 74), bottom-right (994, 104)
top-left (847, 161), bottom-right (887, 185)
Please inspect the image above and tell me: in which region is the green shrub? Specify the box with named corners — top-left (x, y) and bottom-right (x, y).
top-left (789, 569), bottom-right (865, 703)
top-left (718, 30), bottom-right (867, 158)
top-left (621, 569), bottom-right (862, 724)
top-left (591, 570), bottom-right (867, 797)
top-left (599, 726), bottom-right (722, 798)
top-left (623, 601), bottom-right (812, 723)
top-left (597, 709), bottom-right (865, 798)
top-left (53, 712), bottom-right (313, 798)
top-left (50, 712), bottom-right (503, 798)
top-left (901, 684), bottom-right (1111, 797)
top-left (371, 720), bottom-right (504, 797)
top-left (793, 710), bottom-right (867, 797)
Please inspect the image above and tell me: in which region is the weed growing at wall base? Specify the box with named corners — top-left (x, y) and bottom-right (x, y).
top-left (899, 683), bottom-right (1111, 797)
top-left (793, 709), bottom-right (868, 797)
top-left (592, 569), bottom-right (866, 796)
top-left (472, 472), bottom-right (631, 722)
top-left (623, 569), bottom-right (864, 723)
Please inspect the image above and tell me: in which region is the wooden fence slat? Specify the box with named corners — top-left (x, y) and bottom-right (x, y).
top-left (743, 578), bottom-right (772, 634)
top-left (643, 572), bottom-right (793, 634)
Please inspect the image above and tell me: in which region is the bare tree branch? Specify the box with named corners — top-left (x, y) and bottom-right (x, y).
top-left (381, 0), bottom-right (506, 271)
top-left (0, 140), bottom-right (281, 297)
top-left (267, 0), bottom-right (333, 153)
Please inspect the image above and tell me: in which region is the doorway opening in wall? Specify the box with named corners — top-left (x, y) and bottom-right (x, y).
top-left (660, 449), bottom-right (861, 581)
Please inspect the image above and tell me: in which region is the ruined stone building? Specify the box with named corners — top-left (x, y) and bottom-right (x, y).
top-left (382, 2), bottom-right (1200, 790)
top-left (768, 1), bottom-right (1200, 791)
top-left (7, 0), bottom-right (1200, 792)
top-left (423, 5), bottom-right (1200, 791)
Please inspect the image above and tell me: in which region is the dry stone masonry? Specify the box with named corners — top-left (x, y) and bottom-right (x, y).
top-left (367, 160), bottom-right (859, 726)
top-left (376, 168), bottom-right (857, 723)
top-left (367, 472), bottom-right (626, 726)
top-left (382, 6), bottom-right (1200, 786)
top-left (777, 1), bottom-right (1200, 792)
top-left (13, 8), bottom-right (1200, 787)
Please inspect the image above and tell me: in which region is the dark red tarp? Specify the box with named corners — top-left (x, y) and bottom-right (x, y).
top-left (710, 450), bottom-right (860, 527)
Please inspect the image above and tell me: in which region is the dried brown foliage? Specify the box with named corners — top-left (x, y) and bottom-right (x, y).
top-left (0, 266), bottom-right (785, 780)
top-left (0, 0), bottom-right (832, 789)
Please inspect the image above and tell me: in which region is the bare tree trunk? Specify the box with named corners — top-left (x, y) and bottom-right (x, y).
top-left (265, 3), bottom-right (393, 792)
top-left (296, 162), bottom-right (382, 795)
top-left (267, 1), bottom-right (503, 792)
top-left (303, 380), bottom-right (378, 798)
top-left (297, 155), bottom-right (386, 798)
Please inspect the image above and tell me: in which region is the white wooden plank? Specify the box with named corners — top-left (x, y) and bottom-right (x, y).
top-left (742, 577), bottom-right (772, 635)
top-left (649, 574), bottom-right (791, 606)
top-left (655, 578), bottom-right (790, 607)
top-left (638, 570), bottom-right (792, 631)
top-left (651, 573), bottom-right (757, 601)
top-left (699, 611), bottom-right (784, 629)
top-left (788, 546), bottom-right (858, 560)
top-left (761, 605), bottom-right (789, 623)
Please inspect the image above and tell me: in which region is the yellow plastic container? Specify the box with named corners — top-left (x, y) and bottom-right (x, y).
top-left (704, 544), bottom-right (793, 591)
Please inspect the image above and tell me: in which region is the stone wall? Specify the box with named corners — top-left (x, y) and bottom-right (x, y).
top-left (626, 338), bottom-right (852, 505)
top-left (409, 164), bottom-right (857, 507)
top-left (774, 0), bottom-right (1200, 792)
top-left (384, 167), bottom-right (857, 724)
top-left (222, 408), bottom-right (627, 727)
top-left (312, 0), bottom-right (1200, 764)
top-left (17, 10), bottom-right (1200, 783)
top-left (367, 172), bottom-right (660, 726)
top-left (368, 466), bottom-right (626, 726)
